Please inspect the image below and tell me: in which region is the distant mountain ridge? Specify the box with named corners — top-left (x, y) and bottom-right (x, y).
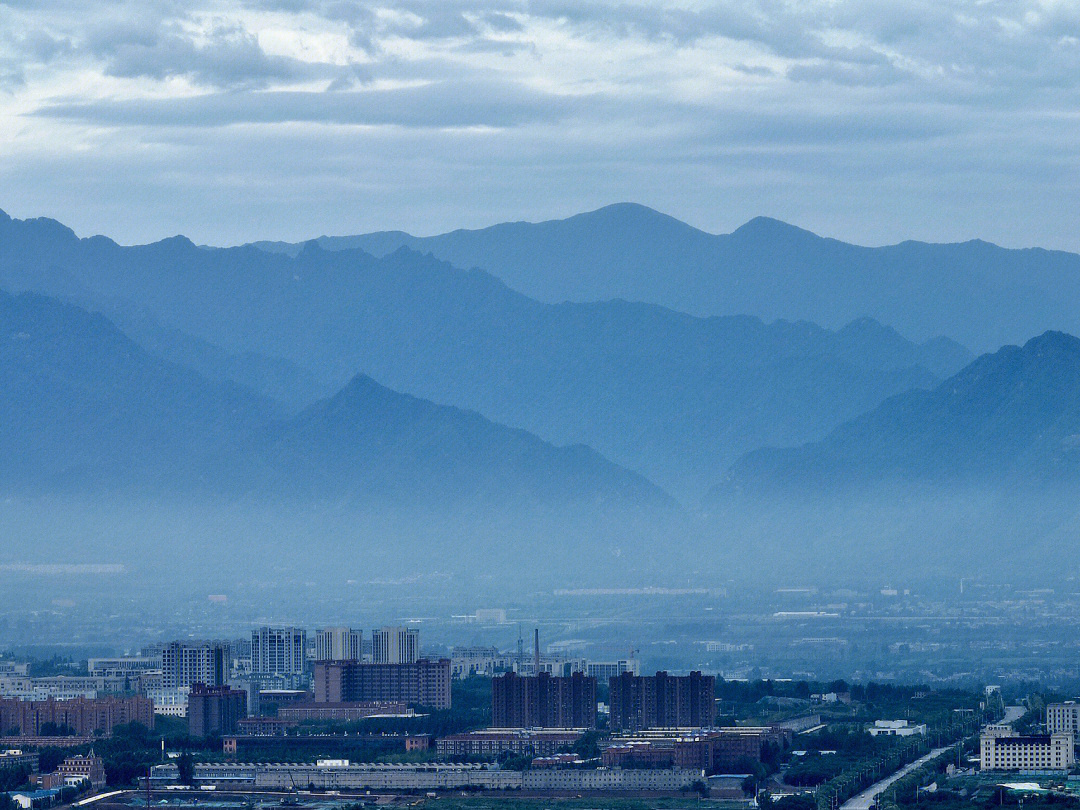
top-left (249, 202), bottom-right (1080, 352)
top-left (0, 288), bottom-right (665, 510)
top-left (723, 330), bottom-right (1080, 493)
top-left (0, 208), bottom-right (971, 498)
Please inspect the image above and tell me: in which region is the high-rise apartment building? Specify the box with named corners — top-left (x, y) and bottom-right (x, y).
top-left (609, 671), bottom-right (716, 731)
top-left (1046, 702), bottom-right (1080, 743)
top-left (315, 628), bottom-right (362, 662)
top-left (372, 627), bottom-right (419, 664)
top-left (161, 642), bottom-right (230, 690)
top-left (313, 659), bottom-right (451, 709)
top-left (491, 672), bottom-right (597, 729)
top-left (251, 627), bottom-right (308, 680)
top-left (188, 683), bottom-right (248, 738)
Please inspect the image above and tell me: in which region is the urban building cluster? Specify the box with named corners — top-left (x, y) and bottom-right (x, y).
top-left (0, 625), bottom-right (435, 734)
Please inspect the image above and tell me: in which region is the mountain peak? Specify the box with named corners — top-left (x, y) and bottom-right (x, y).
top-left (838, 316), bottom-right (898, 338)
top-left (1023, 330), bottom-right (1080, 356)
top-left (730, 216), bottom-right (817, 241)
top-left (564, 202), bottom-right (707, 234)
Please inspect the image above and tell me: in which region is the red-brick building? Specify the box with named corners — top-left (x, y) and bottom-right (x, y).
top-left (491, 672), bottom-right (597, 729)
top-left (608, 671), bottom-right (716, 731)
top-left (0, 696), bottom-right (153, 738)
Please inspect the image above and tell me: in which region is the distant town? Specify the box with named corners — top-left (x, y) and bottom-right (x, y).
top-left (3, 619), bottom-right (1080, 810)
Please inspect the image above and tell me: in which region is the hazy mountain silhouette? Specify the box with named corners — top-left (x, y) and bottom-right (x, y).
top-left (704, 331), bottom-right (1080, 580)
top-left (0, 289), bottom-right (272, 490)
top-left (0, 208), bottom-right (971, 498)
top-left (244, 374), bottom-right (668, 507)
top-left (251, 203), bottom-right (1080, 351)
top-left (724, 331), bottom-right (1080, 492)
top-left (0, 288), bottom-right (665, 511)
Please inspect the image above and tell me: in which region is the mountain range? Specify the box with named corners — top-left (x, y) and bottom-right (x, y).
top-left (8, 202), bottom-right (1080, 581)
top-left (723, 330), bottom-right (1080, 493)
top-left (251, 202), bottom-right (1080, 352)
top-left (0, 288), bottom-right (663, 511)
top-left (0, 208), bottom-right (971, 499)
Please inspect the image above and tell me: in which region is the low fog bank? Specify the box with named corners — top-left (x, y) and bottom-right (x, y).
top-left (707, 480), bottom-right (1080, 585)
top-left (0, 493), bottom-right (692, 597)
top-left (3, 480), bottom-right (1079, 608)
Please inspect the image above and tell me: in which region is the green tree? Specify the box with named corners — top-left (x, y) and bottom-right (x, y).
top-left (176, 752), bottom-right (194, 786)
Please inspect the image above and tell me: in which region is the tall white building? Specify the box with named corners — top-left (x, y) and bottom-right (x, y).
top-left (161, 642), bottom-right (230, 690)
top-left (1046, 702), bottom-right (1080, 743)
top-left (372, 627), bottom-right (419, 664)
top-left (315, 628), bottom-right (362, 662)
top-left (587, 659), bottom-right (640, 681)
top-left (251, 628), bottom-right (308, 678)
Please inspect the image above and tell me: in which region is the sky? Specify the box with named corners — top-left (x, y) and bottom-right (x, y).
top-left (1, 0), bottom-right (1079, 248)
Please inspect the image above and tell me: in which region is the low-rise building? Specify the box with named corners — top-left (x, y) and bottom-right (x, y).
top-left (0, 749), bottom-right (40, 773)
top-left (189, 761), bottom-right (701, 792)
top-left (604, 727), bottom-right (786, 774)
top-left (980, 728), bottom-right (1074, 772)
top-left (10, 789), bottom-right (62, 809)
top-left (277, 701), bottom-right (410, 722)
top-left (235, 716), bottom-right (292, 737)
top-left (868, 720), bottom-right (927, 737)
top-left (523, 767), bottom-right (701, 791)
top-left (56, 754), bottom-right (106, 789)
top-left (193, 761), bottom-right (521, 790)
top-left (436, 728), bottom-right (586, 759)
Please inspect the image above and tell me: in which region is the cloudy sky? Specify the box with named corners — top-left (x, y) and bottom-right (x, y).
top-left (1, 0), bottom-right (1079, 247)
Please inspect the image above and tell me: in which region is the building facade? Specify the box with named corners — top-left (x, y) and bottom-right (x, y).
top-left (609, 671), bottom-right (716, 731)
top-left (1046, 703), bottom-right (1080, 743)
top-left (56, 754), bottom-right (106, 789)
top-left (313, 660), bottom-right (451, 709)
top-left (161, 642), bottom-right (230, 690)
top-left (603, 727), bottom-right (783, 774)
top-left (278, 702), bottom-right (409, 722)
top-left (0, 696), bottom-right (154, 737)
top-left (980, 729), bottom-right (1075, 771)
top-left (371, 628), bottom-right (419, 664)
top-left (315, 629), bottom-right (361, 662)
top-left (0, 750), bottom-right (40, 773)
top-left (188, 684), bottom-right (248, 738)
top-left (190, 761), bottom-right (699, 792)
top-left (251, 628), bottom-right (307, 682)
top-left (436, 729), bottom-right (586, 759)
top-left (491, 672), bottom-right (597, 729)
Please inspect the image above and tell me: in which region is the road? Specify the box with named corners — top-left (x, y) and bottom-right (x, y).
top-left (1002, 705), bottom-right (1025, 725)
top-left (840, 747), bottom-right (951, 810)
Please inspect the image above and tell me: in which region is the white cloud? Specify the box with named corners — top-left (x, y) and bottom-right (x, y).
top-left (1, 0), bottom-right (1079, 249)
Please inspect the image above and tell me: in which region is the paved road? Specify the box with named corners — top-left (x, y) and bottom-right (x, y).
top-left (840, 747), bottom-right (952, 810)
top-left (1002, 705), bottom-right (1025, 725)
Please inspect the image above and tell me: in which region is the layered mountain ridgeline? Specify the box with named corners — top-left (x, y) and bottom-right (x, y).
top-left (250, 202), bottom-right (1080, 352)
top-left (705, 332), bottom-right (1080, 580)
top-left (0, 289), bottom-right (666, 514)
top-left (0, 289), bottom-right (273, 490)
top-left (723, 331), bottom-right (1080, 492)
top-left (0, 209), bottom-right (970, 498)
